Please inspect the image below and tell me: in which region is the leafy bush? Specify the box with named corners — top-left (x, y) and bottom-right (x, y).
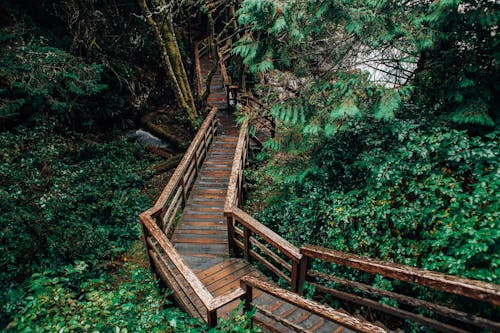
top-left (250, 115), bottom-right (499, 282)
top-left (5, 262), bottom-right (257, 332)
top-left (0, 119), bottom-right (159, 323)
top-left (0, 24), bottom-right (110, 127)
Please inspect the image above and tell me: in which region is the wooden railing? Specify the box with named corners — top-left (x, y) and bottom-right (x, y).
top-left (240, 275), bottom-right (387, 333)
top-left (224, 115), bottom-right (500, 332)
top-left (140, 107), bottom-right (245, 327)
top-left (300, 245), bottom-right (500, 333)
top-left (144, 107), bottom-right (217, 237)
top-left (195, 37), bottom-right (238, 111)
top-left (224, 118), bottom-right (305, 292)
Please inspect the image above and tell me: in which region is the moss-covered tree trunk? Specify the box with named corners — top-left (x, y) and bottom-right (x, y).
top-left (138, 0), bottom-right (198, 129)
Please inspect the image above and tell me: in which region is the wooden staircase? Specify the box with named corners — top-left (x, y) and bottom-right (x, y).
top-left (139, 42), bottom-right (500, 332)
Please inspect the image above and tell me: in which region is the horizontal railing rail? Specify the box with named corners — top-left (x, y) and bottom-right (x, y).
top-left (300, 244), bottom-right (500, 333)
top-left (140, 107), bottom-right (245, 327)
top-left (240, 275), bottom-right (386, 333)
top-left (231, 207), bottom-right (303, 292)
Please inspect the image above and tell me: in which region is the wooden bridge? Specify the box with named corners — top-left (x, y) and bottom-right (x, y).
top-left (139, 41), bottom-right (500, 332)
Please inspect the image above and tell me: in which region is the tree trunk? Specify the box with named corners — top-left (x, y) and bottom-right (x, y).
top-left (138, 0), bottom-right (198, 129)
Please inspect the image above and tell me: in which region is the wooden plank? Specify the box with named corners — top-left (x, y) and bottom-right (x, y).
top-left (207, 266), bottom-right (254, 294)
top-left (201, 261), bottom-right (247, 285)
top-left (241, 276), bottom-right (387, 333)
top-left (178, 221), bottom-right (225, 226)
top-left (197, 259), bottom-right (242, 280)
top-left (175, 229), bottom-right (226, 235)
top-left (301, 244), bottom-right (500, 306)
top-left (182, 214), bottom-right (224, 220)
top-left (174, 243), bottom-right (227, 256)
top-left (173, 237), bottom-right (228, 245)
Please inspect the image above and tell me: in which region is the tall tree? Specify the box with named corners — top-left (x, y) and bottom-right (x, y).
top-left (138, 0), bottom-right (198, 128)
top-left (413, 0), bottom-right (499, 127)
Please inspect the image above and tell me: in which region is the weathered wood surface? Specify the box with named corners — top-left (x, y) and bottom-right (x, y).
top-left (241, 275), bottom-right (386, 333)
top-left (301, 244), bottom-right (500, 306)
top-left (199, 48), bottom-right (228, 110)
top-left (308, 270), bottom-right (500, 332)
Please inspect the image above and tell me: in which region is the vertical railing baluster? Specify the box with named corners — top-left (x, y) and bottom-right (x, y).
top-left (241, 280), bottom-right (254, 328)
top-left (227, 214), bottom-right (236, 257)
top-left (244, 227), bottom-right (252, 262)
top-left (180, 177), bottom-right (187, 204)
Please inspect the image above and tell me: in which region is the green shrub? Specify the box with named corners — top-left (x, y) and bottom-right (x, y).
top-left (251, 116), bottom-right (499, 282)
top-left (0, 119), bottom-right (158, 323)
top-left (5, 262), bottom-right (257, 332)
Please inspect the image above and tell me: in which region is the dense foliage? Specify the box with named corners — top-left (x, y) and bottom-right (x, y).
top-left (0, 119), bottom-right (159, 324)
top-left (237, 0), bottom-right (499, 329)
top-left (5, 261), bottom-right (256, 332)
top-left (249, 114), bottom-right (499, 282)
top-left (235, 0), bottom-right (499, 132)
top-left (238, 0), bottom-right (500, 280)
top-left (0, 25), bottom-right (109, 128)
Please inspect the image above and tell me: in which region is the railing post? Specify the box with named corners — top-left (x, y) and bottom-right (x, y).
top-left (243, 227), bottom-right (252, 262)
top-left (140, 222), bottom-right (155, 273)
top-left (180, 177), bottom-right (187, 203)
top-left (226, 213), bottom-right (236, 257)
top-left (212, 117), bottom-right (217, 140)
top-left (291, 260), bottom-right (300, 293)
top-left (194, 146), bottom-right (200, 171)
top-left (240, 280), bottom-right (254, 328)
top-left (227, 85), bottom-right (238, 111)
top-left (207, 309), bottom-right (217, 328)
top-left (296, 255), bottom-right (309, 295)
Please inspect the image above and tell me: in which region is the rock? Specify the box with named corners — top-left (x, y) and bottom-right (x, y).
top-left (127, 129), bottom-right (170, 150)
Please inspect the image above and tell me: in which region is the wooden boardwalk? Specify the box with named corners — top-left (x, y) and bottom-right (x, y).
top-left (167, 51), bottom-right (354, 332)
top-left (140, 43), bottom-right (500, 333)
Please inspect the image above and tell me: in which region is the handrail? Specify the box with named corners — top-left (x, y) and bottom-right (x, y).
top-left (301, 244), bottom-right (500, 306)
top-left (218, 47), bottom-right (231, 87)
top-left (240, 275), bottom-right (387, 333)
top-left (140, 107), bottom-right (245, 327)
top-left (224, 118), bottom-right (248, 213)
top-left (300, 244), bottom-right (500, 333)
top-left (221, 103), bottom-right (500, 331)
top-left (153, 107), bottom-right (216, 216)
